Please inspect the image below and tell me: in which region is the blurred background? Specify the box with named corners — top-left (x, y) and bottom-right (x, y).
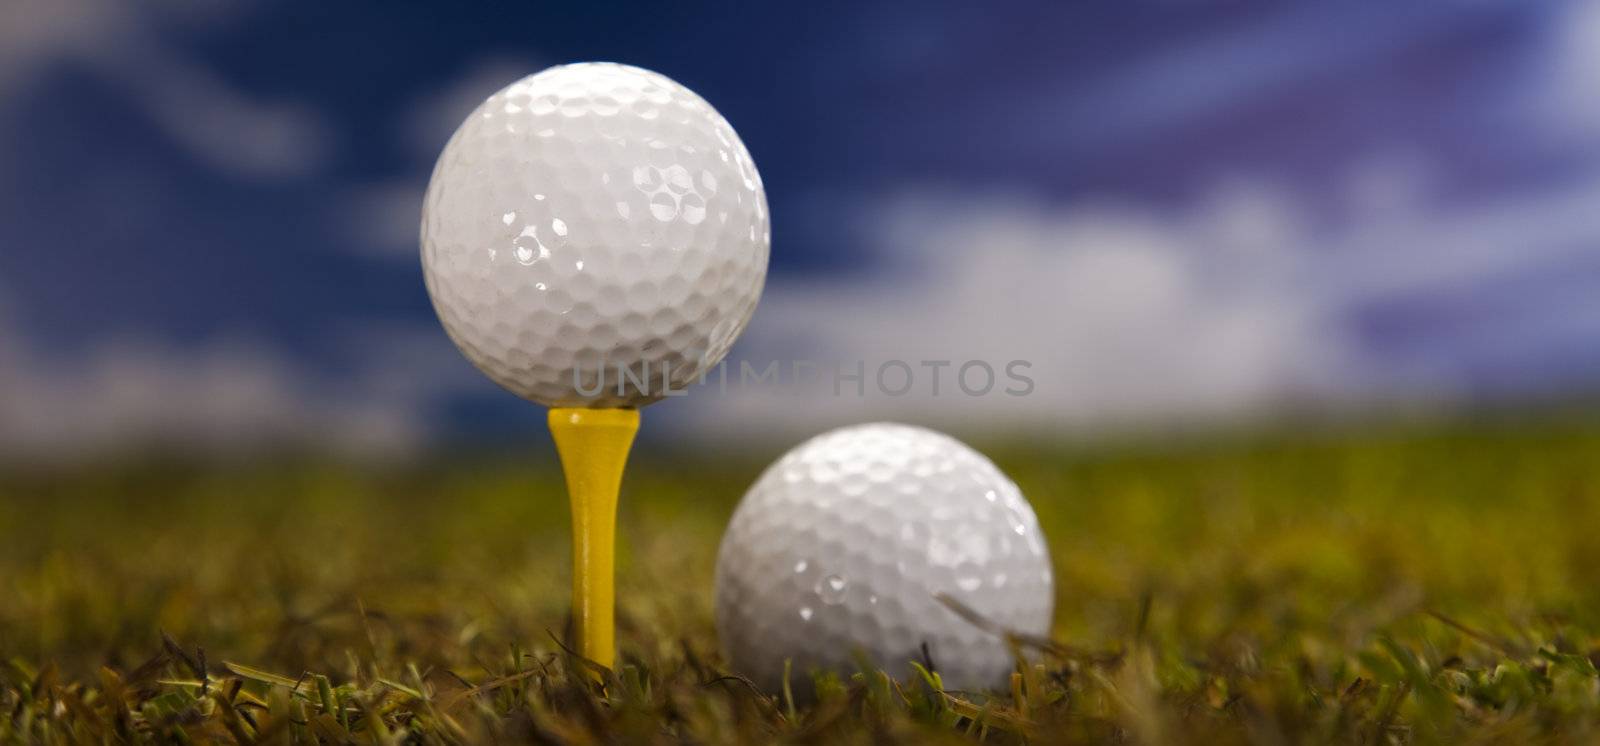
top-left (2, 0), bottom-right (1599, 459)
top-left (8, 7), bottom-right (1600, 732)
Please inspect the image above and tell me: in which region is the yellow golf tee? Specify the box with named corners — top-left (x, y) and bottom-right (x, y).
top-left (548, 407), bottom-right (640, 672)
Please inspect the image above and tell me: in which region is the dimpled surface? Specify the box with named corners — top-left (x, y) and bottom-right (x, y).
top-left (421, 63), bottom-right (769, 408)
top-left (715, 423), bottom-right (1054, 694)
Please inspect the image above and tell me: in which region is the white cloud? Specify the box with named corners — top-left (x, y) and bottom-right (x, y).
top-left (1316, 172), bottom-right (1600, 308)
top-left (666, 154), bottom-right (1600, 440)
top-left (99, 51), bottom-right (331, 179)
top-left (665, 185), bottom-right (1358, 439)
top-left (950, 2), bottom-right (1514, 161)
top-left (322, 320), bottom-right (491, 403)
top-left (0, 0), bottom-right (331, 179)
top-left (1529, 0), bottom-right (1600, 146)
top-left (0, 305), bottom-right (438, 462)
top-left (337, 181), bottom-right (426, 257)
top-left (0, 0), bottom-right (123, 97)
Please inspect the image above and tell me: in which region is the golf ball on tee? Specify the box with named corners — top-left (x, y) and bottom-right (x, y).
top-left (421, 63), bottom-right (769, 408)
top-left (715, 423), bottom-right (1054, 693)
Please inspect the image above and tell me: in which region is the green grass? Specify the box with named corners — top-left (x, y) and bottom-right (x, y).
top-left (3, 416), bottom-right (1600, 743)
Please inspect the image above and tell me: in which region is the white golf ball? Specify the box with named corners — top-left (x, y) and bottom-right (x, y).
top-left (421, 63), bottom-right (769, 408)
top-left (715, 423), bottom-right (1054, 693)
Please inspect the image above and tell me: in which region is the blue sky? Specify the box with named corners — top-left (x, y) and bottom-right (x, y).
top-left (1, 0), bottom-right (1598, 457)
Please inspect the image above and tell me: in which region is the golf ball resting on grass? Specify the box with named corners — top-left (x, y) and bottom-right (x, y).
top-left (715, 423), bottom-right (1054, 694)
top-left (420, 63), bottom-right (768, 670)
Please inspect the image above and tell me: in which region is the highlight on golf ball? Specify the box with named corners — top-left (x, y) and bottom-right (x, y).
top-left (421, 62), bottom-right (770, 408)
top-left (714, 423), bottom-right (1055, 693)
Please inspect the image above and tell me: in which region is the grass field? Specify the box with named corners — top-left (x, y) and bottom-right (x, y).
top-left (3, 416), bottom-right (1600, 743)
